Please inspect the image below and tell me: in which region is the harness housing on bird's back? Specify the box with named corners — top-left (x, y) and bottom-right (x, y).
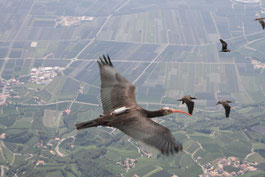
top-left (113, 106), bottom-right (129, 115)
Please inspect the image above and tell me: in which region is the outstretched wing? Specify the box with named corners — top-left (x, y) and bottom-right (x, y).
top-left (259, 19), bottom-right (265, 29)
top-left (186, 100), bottom-right (194, 115)
top-left (223, 104), bottom-right (231, 118)
top-left (220, 39), bottom-right (228, 50)
top-left (115, 113), bottom-right (182, 155)
top-left (97, 55), bottom-right (137, 114)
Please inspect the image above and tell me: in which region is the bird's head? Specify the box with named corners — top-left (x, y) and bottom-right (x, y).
top-left (161, 107), bottom-right (192, 117)
top-left (216, 101), bottom-right (221, 105)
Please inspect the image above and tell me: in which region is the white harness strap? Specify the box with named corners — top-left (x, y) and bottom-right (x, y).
top-left (113, 106), bottom-right (129, 115)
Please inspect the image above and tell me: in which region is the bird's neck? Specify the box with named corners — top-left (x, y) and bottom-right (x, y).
top-left (142, 109), bottom-right (164, 118)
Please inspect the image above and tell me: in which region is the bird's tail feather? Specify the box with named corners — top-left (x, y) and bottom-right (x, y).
top-left (75, 120), bottom-right (99, 130)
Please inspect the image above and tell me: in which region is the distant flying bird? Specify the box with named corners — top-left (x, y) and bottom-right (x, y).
top-left (178, 95), bottom-right (198, 115)
top-left (220, 39), bottom-right (231, 52)
top-left (255, 18), bottom-right (265, 30)
top-left (75, 55), bottom-right (191, 155)
top-left (216, 100), bottom-right (232, 118)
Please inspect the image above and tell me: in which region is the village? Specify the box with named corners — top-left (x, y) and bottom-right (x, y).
top-left (30, 66), bottom-right (64, 84)
top-left (56, 16), bottom-right (94, 27)
top-left (201, 156), bottom-right (257, 177)
top-left (116, 158), bottom-right (137, 172)
top-left (0, 78), bottom-right (25, 106)
top-left (251, 59), bottom-right (265, 69)
top-left (0, 66), bottom-right (64, 106)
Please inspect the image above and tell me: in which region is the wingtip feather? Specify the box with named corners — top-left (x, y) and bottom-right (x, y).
top-left (98, 54), bottom-right (113, 67)
top-left (107, 54), bottom-right (113, 66)
top-left (103, 55), bottom-right (108, 64)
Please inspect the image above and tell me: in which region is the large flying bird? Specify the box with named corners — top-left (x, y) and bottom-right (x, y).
top-left (220, 39), bottom-right (231, 52)
top-left (178, 95), bottom-right (198, 115)
top-left (216, 100), bottom-right (232, 118)
top-left (75, 55), bottom-right (191, 155)
top-left (255, 18), bottom-right (265, 30)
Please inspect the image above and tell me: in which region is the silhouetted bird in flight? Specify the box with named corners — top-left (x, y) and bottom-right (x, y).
top-left (255, 17), bottom-right (265, 30)
top-left (220, 39), bottom-right (231, 52)
top-left (178, 95), bottom-right (198, 115)
top-left (216, 100), bottom-right (232, 118)
top-left (75, 55), bottom-right (191, 155)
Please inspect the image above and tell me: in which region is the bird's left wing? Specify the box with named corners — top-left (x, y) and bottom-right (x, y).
top-left (115, 114), bottom-right (182, 155)
top-left (220, 39), bottom-right (228, 50)
top-left (98, 55), bottom-right (137, 114)
top-left (177, 98), bottom-right (185, 104)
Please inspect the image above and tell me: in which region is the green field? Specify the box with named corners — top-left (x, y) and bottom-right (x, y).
top-left (43, 109), bottom-right (62, 129)
top-left (1, 0), bottom-right (265, 176)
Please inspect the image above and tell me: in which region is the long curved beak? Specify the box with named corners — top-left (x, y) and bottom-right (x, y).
top-left (172, 109), bottom-right (192, 117)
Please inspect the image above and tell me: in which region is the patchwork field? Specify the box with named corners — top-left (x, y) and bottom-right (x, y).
top-left (1, 0), bottom-right (265, 176)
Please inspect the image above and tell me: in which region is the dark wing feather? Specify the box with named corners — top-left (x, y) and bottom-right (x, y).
top-left (186, 100), bottom-right (194, 115)
top-left (115, 113), bottom-right (182, 155)
top-left (223, 104), bottom-right (231, 117)
top-left (259, 19), bottom-right (265, 29)
top-left (220, 39), bottom-right (228, 50)
top-left (177, 98), bottom-right (185, 105)
top-left (98, 55), bottom-right (137, 114)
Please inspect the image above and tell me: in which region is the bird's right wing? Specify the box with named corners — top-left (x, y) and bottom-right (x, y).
top-left (259, 20), bottom-right (265, 29)
top-left (220, 39), bottom-right (228, 50)
top-left (186, 101), bottom-right (194, 115)
top-left (116, 115), bottom-right (182, 155)
top-left (224, 104), bottom-right (231, 117)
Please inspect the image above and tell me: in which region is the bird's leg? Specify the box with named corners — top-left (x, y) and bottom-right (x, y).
top-left (75, 114), bottom-right (114, 130)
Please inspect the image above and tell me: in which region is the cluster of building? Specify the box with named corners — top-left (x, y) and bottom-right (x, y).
top-left (116, 158), bottom-right (137, 172)
top-left (34, 140), bottom-right (48, 150)
top-left (24, 153), bottom-right (34, 161)
top-left (34, 138), bottom-right (68, 158)
top-left (24, 153), bottom-right (46, 167)
top-left (56, 16), bottom-right (94, 27)
top-left (36, 160), bottom-right (45, 166)
top-left (0, 78), bottom-right (25, 106)
top-left (3, 78), bottom-right (25, 87)
top-left (0, 66), bottom-right (62, 106)
top-left (64, 109), bottom-right (71, 115)
top-left (30, 66), bottom-right (63, 84)
top-left (45, 137), bottom-right (61, 148)
top-left (251, 59), bottom-right (265, 69)
top-left (201, 156), bottom-right (257, 177)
